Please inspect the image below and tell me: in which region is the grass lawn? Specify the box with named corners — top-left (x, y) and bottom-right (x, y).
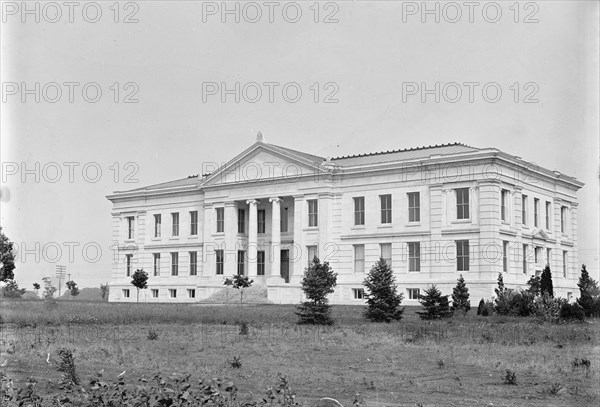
top-left (1, 299), bottom-right (599, 406)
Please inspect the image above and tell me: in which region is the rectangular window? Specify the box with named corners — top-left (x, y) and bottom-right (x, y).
top-left (502, 241), bottom-right (508, 272)
top-left (122, 289), bottom-right (130, 298)
top-left (258, 210), bottom-right (266, 234)
top-left (237, 250), bottom-right (246, 275)
top-left (501, 189), bottom-right (508, 222)
top-left (354, 197), bottom-right (365, 226)
top-left (546, 248), bottom-right (551, 267)
top-left (308, 199), bottom-right (318, 227)
top-left (126, 254), bottom-right (132, 277)
top-left (189, 251), bottom-right (197, 276)
top-left (535, 247), bottom-right (542, 264)
top-left (456, 240), bottom-right (469, 271)
top-left (522, 244), bottom-right (528, 274)
top-left (151, 289), bottom-right (158, 298)
top-left (380, 194), bottom-right (392, 224)
top-left (127, 216), bottom-right (135, 239)
top-left (154, 214), bottom-right (161, 237)
top-left (534, 198), bottom-right (539, 227)
top-left (560, 206), bottom-right (567, 234)
top-left (353, 288), bottom-right (365, 299)
top-left (215, 249), bottom-right (224, 275)
top-left (257, 250), bottom-right (265, 276)
top-left (408, 192), bottom-right (420, 222)
top-left (238, 209), bottom-right (245, 234)
top-left (522, 195), bottom-right (528, 225)
top-left (172, 212), bottom-right (179, 237)
top-left (216, 208), bottom-right (224, 233)
top-left (545, 201), bottom-right (551, 230)
top-left (153, 253), bottom-right (160, 277)
top-left (354, 244), bottom-right (365, 273)
top-left (456, 188), bottom-right (470, 220)
top-left (281, 207), bottom-right (289, 232)
top-left (190, 211), bottom-right (198, 236)
top-left (171, 252), bottom-right (179, 276)
top-left (187, 289), bottom-right (196, 298)
top-left (169, 289), bottom-right (177, 298)
top-left (563, 251), bottom-right (567, 278)
top-left (407, 288), bottom-right (420, 300)
top-left (380, 243), bottom-right (392, 265)
top-left (307, 245), bottom-right (318, 266)
top-left (408, 242), bottom-right (420, 272)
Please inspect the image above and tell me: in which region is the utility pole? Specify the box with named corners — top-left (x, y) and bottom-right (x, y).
top-left (55, 265), bottom-right (66, 298)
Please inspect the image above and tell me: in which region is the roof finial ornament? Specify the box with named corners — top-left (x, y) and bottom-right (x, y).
top-left (256, 131), bottom-right (264, 143)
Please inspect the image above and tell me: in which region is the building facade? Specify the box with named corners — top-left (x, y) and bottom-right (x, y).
top-left (107, 137), bottom-right (583, 304)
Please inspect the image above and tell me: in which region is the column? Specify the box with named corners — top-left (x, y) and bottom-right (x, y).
top-left (290, 195), bottom-right (305, 284)
top-left (224, 202), bottom-right (238, 275)
top-left (246, 199), bottom-right (259, 277)
top-left (268, 197), bottom-right (284, 284)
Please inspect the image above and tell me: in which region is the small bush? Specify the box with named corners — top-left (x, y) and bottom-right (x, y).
top-left (504, 369), bottom-right (517, 385)
top-left (228, 356), bottom-right (242, 369)
top-left (559, 303), bottom-right (585, 321)
top-left (436, 360), bottom-right (445, 369)
top-left (147, 328), bottom-right (159, 340)
top-left (548, 382), bottom-right (563, 396)
top-left (571, 358), bottom-right (591, 369)
top-left (239, 321), bottom-right (249, 336)
top-left (56, 348), bottom-right (79, 386)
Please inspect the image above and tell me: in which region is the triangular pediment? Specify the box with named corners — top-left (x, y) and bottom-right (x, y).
top-left (531, 228), bottom-right (549, 240)
top-left (203, 142), bottom-right (326, 186)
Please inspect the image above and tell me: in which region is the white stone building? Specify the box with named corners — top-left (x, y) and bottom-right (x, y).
top-left (107, 136), bottom-right (583, 304)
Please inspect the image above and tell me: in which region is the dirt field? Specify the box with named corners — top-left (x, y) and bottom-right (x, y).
top-left (1, 300), bottom-right (599, 406)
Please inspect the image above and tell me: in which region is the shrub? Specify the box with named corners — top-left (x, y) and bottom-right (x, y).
top-left (0, 279), bottom-right (26, 298)
top-left (559, 303), bottom-right (585, 321)
top-left (147, 328), bottom-right (159, 340)
top-left (504, 369), bottom-right (517, 385)
top-left (239, 321), bottom-right (249, 336)
top-left (56, 348), bottom-right (79, 386)
top-left (534, 294), bottom-right (567, 322)
top-left (417, 285), bottom-right (453, 320)
top-left (363, 258), bottom-right (404, 322)
top-left (228, 356), bottom-right (242, 369)
top-left (451, 275), bottom-right (470, 313)
top-left (296, 257), bottom-right (337, 325)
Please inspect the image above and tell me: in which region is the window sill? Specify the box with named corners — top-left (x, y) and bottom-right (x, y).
top-left (451, 219), bottom-right (470, 224)
top-left (351, 226), bottom-right (366, 230)
top-left (188, 235), bottom-right (199, 239)
top-left (378, 224), bottom-right (393, 228)
top-left (303, 227), bottom-right (319, 232)
top-left (213, 232), bottom-right (225, 237)
top-left (405, 222), bottom-right (421, 227)
top-left (169, 237), bottom-right (180, 241)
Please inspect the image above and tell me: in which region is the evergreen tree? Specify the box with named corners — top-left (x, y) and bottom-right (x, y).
top-left (577, 264), bottom-right (600, 317)
top-left (296, 257), bottom-right (337, 325)
top-left (131, 269), bottom-right (148, 303)
top-left (540, 265), bottom-right (554, 297)
top-left (363, 258), bottom-right (404, 322)
top-left (477, 298), bottom-right (485, 316)
top-left (451, 274), bottom-right (470, 313)
top-left (417, 285), bottom-right (453, 320)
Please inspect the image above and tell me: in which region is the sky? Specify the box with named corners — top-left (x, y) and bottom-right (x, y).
top-left (1, 0), bottom-right (599, 290)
